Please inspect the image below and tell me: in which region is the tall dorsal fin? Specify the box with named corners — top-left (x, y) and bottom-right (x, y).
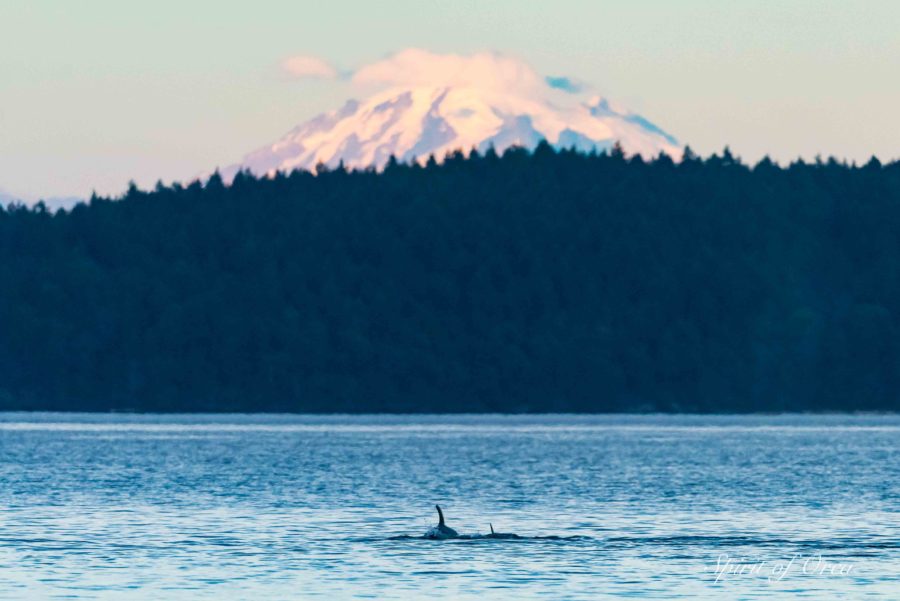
top-left (436, 505), bottom-right (445, 526)
top-left (490, 523), bottom-right (494, 534)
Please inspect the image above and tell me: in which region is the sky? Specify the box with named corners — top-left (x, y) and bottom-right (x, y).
top-left (1, 0), bottom-right (898, 200)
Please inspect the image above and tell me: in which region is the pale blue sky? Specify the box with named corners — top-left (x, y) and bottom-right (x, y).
top-left (1, 0), bottom-right (898, 199)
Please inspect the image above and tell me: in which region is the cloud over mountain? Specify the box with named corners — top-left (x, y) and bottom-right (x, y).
top-left (281, 55), bottom-right (338, 79)
top-left (352, 49), bottom-right (547, 94)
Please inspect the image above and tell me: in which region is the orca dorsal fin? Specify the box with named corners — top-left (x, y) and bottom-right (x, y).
top-left (436, 505), bottom-right (445, 526)
top-left (490, 523), bottom-right (494, 534)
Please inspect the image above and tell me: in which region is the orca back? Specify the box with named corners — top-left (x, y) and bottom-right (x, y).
top-left (426, 505), bottom-right (458, 539)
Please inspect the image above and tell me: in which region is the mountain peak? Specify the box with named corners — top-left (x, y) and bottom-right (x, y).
top-left (223, 53), bottom-right (681, 178)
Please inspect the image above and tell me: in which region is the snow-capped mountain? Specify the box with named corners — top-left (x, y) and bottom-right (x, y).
top-left (222, 51), bottom-right (681, 178)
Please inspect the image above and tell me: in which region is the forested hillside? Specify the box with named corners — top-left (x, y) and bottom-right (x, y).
top-left (2, 144), bottom-right (899, 412)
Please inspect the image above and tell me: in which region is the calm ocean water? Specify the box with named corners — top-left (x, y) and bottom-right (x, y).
top-left (0, 413), bottom-right (898, 599)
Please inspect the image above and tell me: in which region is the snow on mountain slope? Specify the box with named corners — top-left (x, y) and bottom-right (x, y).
top-left (222, 51), bottom-right (681, 178)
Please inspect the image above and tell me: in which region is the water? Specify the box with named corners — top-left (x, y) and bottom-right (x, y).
top-left (1, 413), bottom-right (898, 599)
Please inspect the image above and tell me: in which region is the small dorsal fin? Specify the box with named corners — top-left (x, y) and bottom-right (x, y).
top-left (436, 505), bottom-right (445, 526)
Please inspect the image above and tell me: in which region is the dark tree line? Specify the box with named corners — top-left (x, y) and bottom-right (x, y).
top-left (2, 143), bottom-right (899, 412)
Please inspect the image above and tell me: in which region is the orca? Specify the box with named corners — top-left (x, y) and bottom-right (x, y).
top-left (424, 505), bottom-right (459, 539)
top-left (484, 523), bottom-right (522, 540)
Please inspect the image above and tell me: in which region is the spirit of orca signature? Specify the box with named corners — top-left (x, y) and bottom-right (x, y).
top-left (714, 553), bottom-right (854, 583)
